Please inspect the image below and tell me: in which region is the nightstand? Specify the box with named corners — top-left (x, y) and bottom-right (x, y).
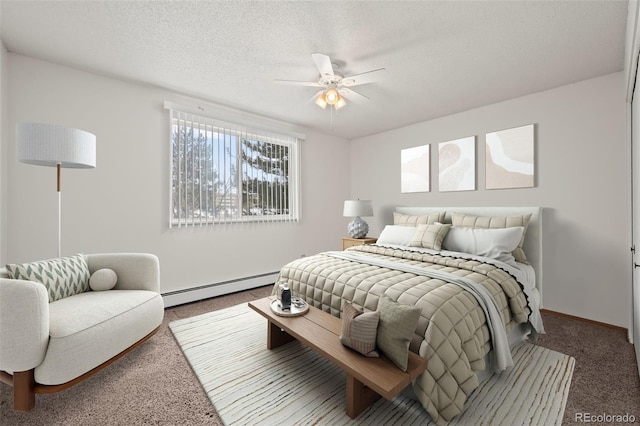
top-left (342, 237), bottom-right (377, 250)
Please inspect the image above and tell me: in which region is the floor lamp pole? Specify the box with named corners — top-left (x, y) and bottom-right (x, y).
top-left (57, 163), bottom-right (61, 258)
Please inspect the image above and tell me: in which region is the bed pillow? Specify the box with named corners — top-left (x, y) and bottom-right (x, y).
top-left (5, 254), bottom-right (91, 303)
top-left (451, 212), bottom-right (531, 263)
top-left (393, 211), bottom-right (445, 227)
top-left (340, 301), bottom-right (380, 357)
top-left (409, 223), bottom-right (451, 250)
top-left (89, 268), bottom-right (118, 291)
top-left (376, 296), bottom-right (421, 372)
top-left (443, 226), bottom-right (524, 265)
top-left (377, 225), bottom-right (418, 246)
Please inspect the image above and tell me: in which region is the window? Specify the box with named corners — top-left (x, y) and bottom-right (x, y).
top-left (167, 107), bottom-right (301, 226)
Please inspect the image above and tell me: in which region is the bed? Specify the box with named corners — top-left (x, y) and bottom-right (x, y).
top-left (273, 206), bottom-right (544, 424)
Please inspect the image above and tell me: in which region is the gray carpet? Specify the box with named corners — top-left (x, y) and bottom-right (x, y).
top-left (1, 285), bottom-right (638, 425)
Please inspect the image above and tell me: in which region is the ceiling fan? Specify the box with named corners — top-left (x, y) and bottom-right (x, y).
top-left (275, 53), bottom-right (388, 111)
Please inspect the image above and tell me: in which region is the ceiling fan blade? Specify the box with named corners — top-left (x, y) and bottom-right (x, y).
top-left (311, 53), bottom-right (335, 79)
top-left (339, 87), bottom-right (370, 103)
top-left (341, 68), bottom-right (389, 86)
top-left (274, 79), bottom-right (323, 87)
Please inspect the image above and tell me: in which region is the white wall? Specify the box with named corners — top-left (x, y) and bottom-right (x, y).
top-left (350, 72), bottom-right (630, 329)
top-left (4, 53), bottom-right (631, 329)
top-left (0, 42), bottom-right (7, 262)
top-left (5, 53), bottom-right (350, 294)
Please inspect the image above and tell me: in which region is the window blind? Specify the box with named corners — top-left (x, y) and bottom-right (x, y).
top-left (167, 107), bottom-right (301, 227)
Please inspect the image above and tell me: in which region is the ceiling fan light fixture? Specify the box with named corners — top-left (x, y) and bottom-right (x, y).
top-left (325, 87), bottom-right (339, 105)
top-left (335, 96), bottom-right (347, 110)
top-left (315, 93), bottom-right (328, 109)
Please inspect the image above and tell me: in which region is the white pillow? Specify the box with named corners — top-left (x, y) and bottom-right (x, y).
top-left (377, 225), bottom-right (418, 246)
top-left (442, 226), bottom-right (525, 264)
top-left (89, 268), bottom-right (118, 291)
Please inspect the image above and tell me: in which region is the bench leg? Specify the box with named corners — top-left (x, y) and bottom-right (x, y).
top-left (346, 374), bottom-right (381, 419)
top-left (267, 320), bottom-right (295, 349)
top-left (13, 370), bottom-right (35, 411)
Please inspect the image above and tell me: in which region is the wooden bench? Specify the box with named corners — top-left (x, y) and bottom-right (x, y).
top-left (248, 296), bottom-right (428, 418)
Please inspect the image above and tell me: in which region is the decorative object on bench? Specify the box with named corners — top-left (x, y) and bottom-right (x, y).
top-left (271, 281), bottom-right (309, 316)
top-left (343, 199), bottom-right (373, 238)
top-left (269, 298), bottom-right (309, 317)
top-left (16, 122), bottom-right (97, 257)
top-left (0, 253), bottom-right (164, 411)
top-left (339, 300), bottom-right (379, 357)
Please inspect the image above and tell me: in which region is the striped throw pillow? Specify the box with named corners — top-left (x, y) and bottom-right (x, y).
top-left (6, 254), bottom-right (91, 303)
top-left (339, 300), bottom-right (380, 358)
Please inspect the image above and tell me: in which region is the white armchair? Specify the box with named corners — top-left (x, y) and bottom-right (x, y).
top-left (0, 253), bottom-right (164, 410)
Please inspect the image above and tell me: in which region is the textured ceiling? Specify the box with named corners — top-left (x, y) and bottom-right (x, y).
top-left (0, 0), bottom-right (629, 140)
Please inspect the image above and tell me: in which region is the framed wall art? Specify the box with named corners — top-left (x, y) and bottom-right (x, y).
top-left (438, 136), bottom-right (476, 192)
top-left (401, 145), bottom-right (430, 193)
top-left (485, 124), bottom-right (535, 190)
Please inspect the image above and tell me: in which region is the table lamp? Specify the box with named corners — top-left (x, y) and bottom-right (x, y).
top-left (343, 200), bottom-right (373, 239)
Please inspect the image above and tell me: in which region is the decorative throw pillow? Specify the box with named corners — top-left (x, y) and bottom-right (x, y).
top-left (376, 295), bottom-right (421, 371)
top-left (340, 301), bottom-right (380, 357)
top-left (393, 211), bottom-right (445, 227)
top-left (89, 268), bottom-right (118, 291)
top-left (409, 223), bottom-right (451, 250)
top-left (377, 225), bottom-right (418, 246)
top-left (6, 254), bottom-right (91, 303)
top-left (443, 226), bottom-right (524, 265)
top-left (451, 212), bottom-right (532, 263)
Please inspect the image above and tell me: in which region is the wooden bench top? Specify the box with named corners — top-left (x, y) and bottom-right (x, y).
top-left (248, 296), bottom-right (427, 400)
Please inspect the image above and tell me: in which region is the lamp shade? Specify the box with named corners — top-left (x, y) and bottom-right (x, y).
top-left (17, 122), bottom-right (96, 169)
top-left (343, 200), bottom-right (373, 217)
top-left (325, 87), bottom-right (339, 105)
top-left (315, 93), bottom-right (328, 109)
top-left (335, 96), bottom-right (347, 110)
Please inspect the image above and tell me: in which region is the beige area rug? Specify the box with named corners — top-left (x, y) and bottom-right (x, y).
top-left (170, 303), bottom-right (575, 425)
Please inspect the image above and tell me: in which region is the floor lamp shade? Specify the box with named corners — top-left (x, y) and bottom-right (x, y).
top-left (17, 122), bottom-right (96, 168)
top-left (16, 122), bottom-right (96, 257)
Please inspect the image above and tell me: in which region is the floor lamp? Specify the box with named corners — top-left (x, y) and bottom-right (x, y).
top-left (17, 122), bottom-right (96, 258)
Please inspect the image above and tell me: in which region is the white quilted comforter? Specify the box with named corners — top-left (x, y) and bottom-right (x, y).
top-left (274, 244), bottom-right (536, 424)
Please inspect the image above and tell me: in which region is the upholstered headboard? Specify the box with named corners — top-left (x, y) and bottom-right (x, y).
top-left (395, 206), bottom-right (543, 301)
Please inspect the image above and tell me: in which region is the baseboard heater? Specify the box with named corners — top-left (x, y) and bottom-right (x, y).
top-left (162, 272), bottom-right (279, 308)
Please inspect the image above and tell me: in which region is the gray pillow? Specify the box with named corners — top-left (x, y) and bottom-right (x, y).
top-left (376, 295), bottom-right (421, 371)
